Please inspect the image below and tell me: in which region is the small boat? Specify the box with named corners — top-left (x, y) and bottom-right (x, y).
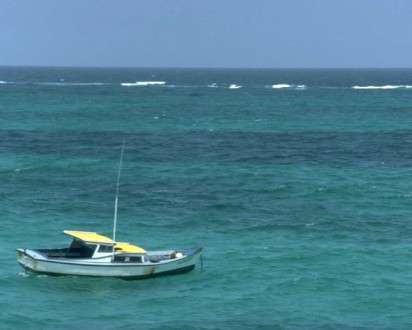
top-left (16, 231), bottom-right (202, 279)
top-left (17, 141), bottom-right (203, 279)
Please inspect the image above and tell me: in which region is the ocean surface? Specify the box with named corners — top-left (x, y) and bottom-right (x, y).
top-left (2, 67), bottom-right (412, 329)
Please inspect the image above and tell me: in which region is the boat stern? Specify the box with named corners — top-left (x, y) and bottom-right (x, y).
top-left (183, 247), bottom-right (203, 268)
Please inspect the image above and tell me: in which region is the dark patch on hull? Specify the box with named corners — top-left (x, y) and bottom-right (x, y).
top-left (122, 265), bottom-right (195, 280)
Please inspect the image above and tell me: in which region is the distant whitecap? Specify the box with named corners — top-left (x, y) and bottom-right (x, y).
top-left (121, 81), bottom-right (166, 87)
top-left (229, 84), bottom-right (242, 89)
top-left (271, 84), bottom-right (291, 89)
top-left (271, 83), bottom-right (306, 90)
top-left (352, 85), bottom-right (412, 90)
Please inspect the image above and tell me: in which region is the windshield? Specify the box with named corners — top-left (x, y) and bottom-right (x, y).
top-left (68, 239), bottom-right (96, 258)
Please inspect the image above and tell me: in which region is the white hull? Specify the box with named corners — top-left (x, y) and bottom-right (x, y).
top-left (17, 248), bottom-right (202, 279)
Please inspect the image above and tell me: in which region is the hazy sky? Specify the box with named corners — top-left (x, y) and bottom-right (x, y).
top-left (1, 0), bottom-right (412, 68)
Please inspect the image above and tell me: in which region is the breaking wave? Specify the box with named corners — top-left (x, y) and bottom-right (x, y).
top-left (4, 81), bottom-right (412, 90)
top-left (121, 81), bottom-right (166, 87)
top-left (272, 84), bottom-right (291, 89)
top-left (352, 85), bottom-right (412, 90)
top-left (271, 84), bottom-right (306, 90)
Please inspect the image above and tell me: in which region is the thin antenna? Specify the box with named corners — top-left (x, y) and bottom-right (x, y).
top-left (113, 139), bottom-right (125, 242)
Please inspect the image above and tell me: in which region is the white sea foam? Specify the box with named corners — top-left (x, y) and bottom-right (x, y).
top-left (208, 83), bottom-right (218, 88)
top-left (121, 82), bottom-right (138, 87)
top-left (121, 81), bottom-right (166, 87)
top-left (0, 80), bottom-right (7, 84)
top-left (352, 85), bottom-right (412, 90)
top-left (271, 83), bottom-right (291, 89)
top-left (228, 84), bottom-right (242, 89)
top-left (18, 271), bottom-right (30, 277)
top-left (271, 83), bottom-right (306, 90)
top-left (69, 82), bottom-right (106, 86)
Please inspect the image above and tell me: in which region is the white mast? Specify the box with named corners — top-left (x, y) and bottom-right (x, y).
top-left (112, 139), bottom-right (125, 242)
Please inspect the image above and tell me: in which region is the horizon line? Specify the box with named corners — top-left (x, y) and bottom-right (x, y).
top-left (1, 64), bottom-right (412, 70)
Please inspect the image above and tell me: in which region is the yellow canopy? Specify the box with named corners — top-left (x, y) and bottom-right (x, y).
top-left (115, 242), bottom-right (146, 254)
top-left (64, 231), bottom-right (145, 253)
top-left (64, 230), bottom-right (115, 245)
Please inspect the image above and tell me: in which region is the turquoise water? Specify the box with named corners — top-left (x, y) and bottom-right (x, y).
top-left (2, 67), bottom-right (412, 329)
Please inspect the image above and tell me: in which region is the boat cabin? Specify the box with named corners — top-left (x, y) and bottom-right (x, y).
top-left (66, 231), bottom-right (146, 261)
top-left (37, 230), bottom-right (147, 262)
top-left (64, 230), bottom-right (116, 259)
